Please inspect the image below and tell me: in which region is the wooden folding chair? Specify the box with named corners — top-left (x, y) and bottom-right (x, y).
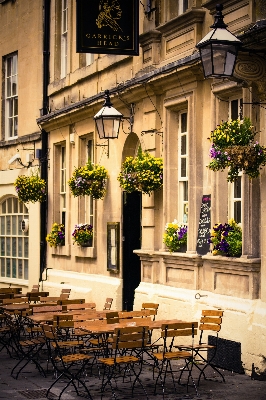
top-left (153, 322), bottom-right (198, 398)
top-left (5, 312), bottom-right (46, 379)
top-left (42, 324), bottom-right (93, 399)
top-left (103, 297), bottom-right (113, 310)
top-left (60, 288), bottom-right (71, 299)
top-left (57, 298), bottom-right (85, 305)
top-left (178, 309), bottom-right (225, 385)
top-left (141, 303), bottom-right (159, 321)
top-left (98, 325), bottom-right (149, 399)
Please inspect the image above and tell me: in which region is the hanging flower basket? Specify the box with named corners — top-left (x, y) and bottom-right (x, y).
top-left (207, 117), bottom-right (266, 182)
top-left (208, 219), bottom-right (242, 257)
top-left (72, 223), bottom-right (93, 246)
top-left (14, 172), bottom-right (46, 203)
top-left (46, 223), bottom-right (65, 247)
top-left (68, 160), bottom-right (108, 200)
top-left (163, 220), bottom-right (187, 253)
top-left (117, 149), bottom-right (163, 195)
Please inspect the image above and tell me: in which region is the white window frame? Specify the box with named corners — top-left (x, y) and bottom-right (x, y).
top-left (178, 111), bottom-right (188, 224)
top-left (179, 0), bottom-right (188, 15)
top-left (228, 96), bottom-right (243, 225)
top-left (61, 0), bottom-right (68, 78)
top-left (0, 198), bottom-right (28, 280)
top-left (86, 53), bottom-right (94, 66)
top-left (5, 53), bottom-right (18, 140)
top-left (60, 145), bottom-right (66, 225)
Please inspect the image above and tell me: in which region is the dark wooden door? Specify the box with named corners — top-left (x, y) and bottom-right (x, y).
top-left (122, 191), bottom-right (141, 311)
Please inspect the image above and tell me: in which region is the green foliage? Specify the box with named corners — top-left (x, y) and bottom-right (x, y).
top-left (72, 223), bottom-right (93, 246)
top-left (46, 223), bottom-right (65, 247)
top-left (163, 219), bottom-right (187, 253)
top-left (68, 160), bottom-right (108, 200)
top-left (14, 172), bottom-right (46, 203)
top-left (208, 117), bottom-right (266, 182)
top-left (117, 149), bottom-right (163, 195)
top-left (209, 219), bottom-right (242, 257)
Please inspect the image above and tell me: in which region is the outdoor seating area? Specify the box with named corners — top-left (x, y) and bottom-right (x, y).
top-left (0, 291), bottom-right (231, 399)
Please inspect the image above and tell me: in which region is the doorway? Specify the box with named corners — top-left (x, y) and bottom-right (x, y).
top-left (122, 191), bottom-right (141, 311)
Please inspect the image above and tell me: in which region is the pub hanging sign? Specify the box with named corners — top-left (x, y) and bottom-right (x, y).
top-left (76, 0), bottom-right (139, 55)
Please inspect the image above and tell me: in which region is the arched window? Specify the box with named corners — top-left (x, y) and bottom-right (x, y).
top-left (0, 197), bottom-right (29, 280)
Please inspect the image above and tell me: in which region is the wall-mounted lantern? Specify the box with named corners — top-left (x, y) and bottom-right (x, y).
top-left (196, 4), bottom-right (242, 79)
top-left (94, 90), bottom-right (123, 139)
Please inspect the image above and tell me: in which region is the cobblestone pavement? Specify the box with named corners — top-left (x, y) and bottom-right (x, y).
top-left (0, 345), bottom-right (266, 400)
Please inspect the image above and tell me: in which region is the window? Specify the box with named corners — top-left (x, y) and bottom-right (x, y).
top-left (179, 0), bottom-right (188, 14)
top-left (61, 0), bottom-right (68, 78)
top-left (79, 137), bottom-right (94, 228)
top-left (60, 146), bottom-right (66, 225)
top-left (0, 198), bottom-right (28, 280)
top-left (178, 111), bottom-right (188, 224)
top-left (5, 53), bottom-right (18, 139)
top-left (228, 97), bottom-right (243, 224)
top-left (86, 53), bottom-right (94, 66)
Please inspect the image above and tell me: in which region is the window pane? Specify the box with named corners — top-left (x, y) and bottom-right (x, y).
top-left (18, 237), bottom-right (22, 257)
top-left (1, 259), bottom-right (5, 277)
top-left (12, 258), bottom-right (16, 278)
top-left (2, 201), bottom-right (6, 214)
top-left (181, 135), bottom-right (186, 155)
top-left (0, 238), bottom-right (5, 256)
top-left (13, 199), bottom-right (18, 213)
top-left (231, 100), bottom-right (238, 119)
top-left (181, 158), bottom-right (187, 177)
top-left (12, 237), bottom-right (17, 256)
top-left (6, 237), bottom-right (10, 256)
top-left (6, 217), bottom-right (11, 235)
top-left (7, 198), bottom-right (12, 213)
top-left (12, 216), bottom-right (16, 235)
top-left (1, 216), bottom-right (5, 235)
top-left (24, 237), bottom-right (28, 258)
top-left (181, 113), bottom-right (187, 133)
top-left (234, 201), bottom-right (241, 224)
top-left (6, 259), bottom-right (10, 277)
top-left (18, 259), bottom-right (23, 279)
top-left (24, 260), bottom-right (28, 280)
top-left (234, 176), bottom-right (241, 198)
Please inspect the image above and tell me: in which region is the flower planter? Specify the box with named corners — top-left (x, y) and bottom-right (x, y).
top-left (80, 239), bottom-right (93, 247)
top-left (208, 117), bottom-right (266, 182)
top-left (117, 149), bottom-right (163, 195)
top-left (68, 160), bottom-right (108, 200)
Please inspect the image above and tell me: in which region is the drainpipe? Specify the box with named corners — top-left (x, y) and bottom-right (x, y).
top-left (40, 0), bottom-right (50, 279)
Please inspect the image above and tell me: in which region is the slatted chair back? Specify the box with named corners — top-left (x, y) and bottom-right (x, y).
top-left (39, 296), bottom-right (60, 302)
top-left (60, 288), bottom-right (71, 299)
top-left (0, 287), bottom-right (22, 294)
top-left (53, 314), bottom-right (74, 329)
top-left (31, 285), bottom-right (40, 292)
top-left (141, 302), bottom-right (159, 321)
top-left (64, 302), bottom-right (96, 311)
top-left (112, 325), bottom-right (149, 350)
top-left (72, 311), bottom-right (105, 322)
top-left (106, 311), bottom-right (119, 324)
top-left (103, 297), bottom-right (113, 310)
top-left (118, 310), bottom-right (151, 320)
top-left (31, 305), bottom-right (63, 314)
top-left (0, 293), bottom-right (14, 300)
top-left (57, 298), bottom-right (85, 305)
top-left (2, 297), bottom-right (28, 305)
top-left (199, 310), bottom-right (223, 343)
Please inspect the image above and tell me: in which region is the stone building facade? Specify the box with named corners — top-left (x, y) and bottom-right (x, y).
top-left (1, 0), bottom-right (266, 374)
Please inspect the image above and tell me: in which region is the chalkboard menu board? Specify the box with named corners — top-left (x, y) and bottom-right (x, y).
top-left (196, 195), bottom-right (211, 255)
